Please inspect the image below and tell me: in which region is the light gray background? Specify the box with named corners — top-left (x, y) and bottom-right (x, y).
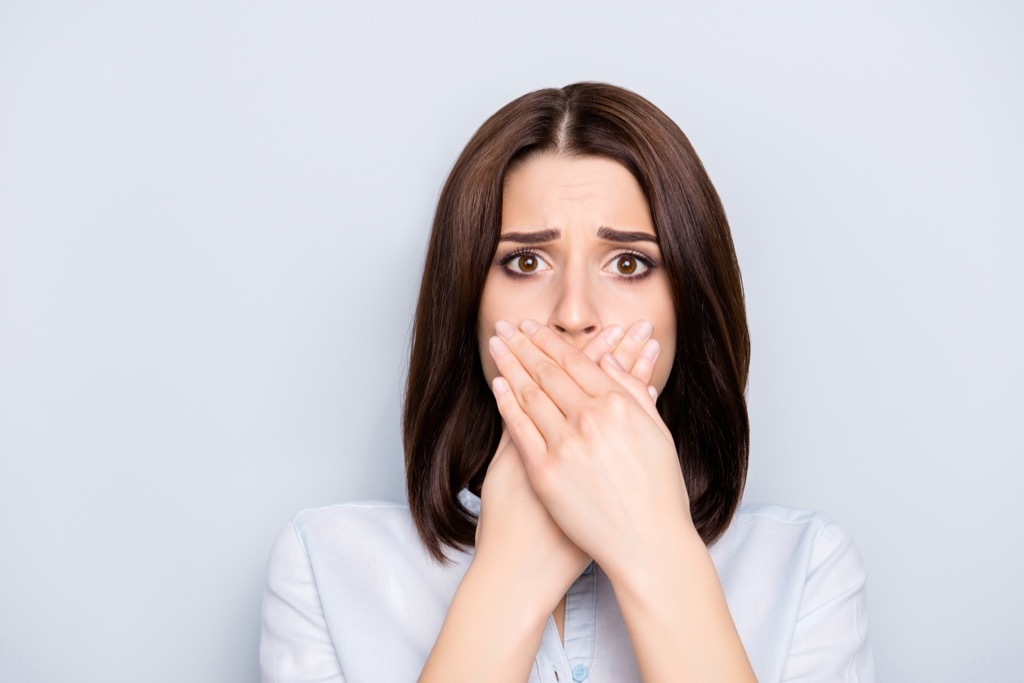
top-left (1, 1), bottom-right (1021, 681)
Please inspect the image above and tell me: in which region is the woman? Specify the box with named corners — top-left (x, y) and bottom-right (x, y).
top-left (260, 83), bottom-right (874, 682)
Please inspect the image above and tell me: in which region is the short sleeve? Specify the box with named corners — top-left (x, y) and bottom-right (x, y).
top-left (781, 523), bottom-right (875, 682)
top-left (260, 521), bottom-right (345, 683)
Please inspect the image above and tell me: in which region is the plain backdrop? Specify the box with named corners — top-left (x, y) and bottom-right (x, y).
top-left (1, 1), bottom-right (1021, 681)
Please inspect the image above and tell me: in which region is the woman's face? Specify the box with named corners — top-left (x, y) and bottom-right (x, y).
top-left (478, 153), bottom-right (677, 392)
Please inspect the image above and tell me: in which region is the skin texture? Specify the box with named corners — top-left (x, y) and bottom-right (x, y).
top-left (475, 153), bottom-right (677, 640)
top-left (419, 154), bottom-right (755, 682)
top-left (477, 154), bottom-right (676, 395)
top-left (479, 321), bottom-right (662, 643)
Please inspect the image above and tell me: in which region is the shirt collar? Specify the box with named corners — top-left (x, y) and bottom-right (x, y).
top-left (457, 488), bottom-right (481, 516)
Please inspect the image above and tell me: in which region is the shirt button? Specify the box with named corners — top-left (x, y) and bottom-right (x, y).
top-left (571, 664), bottom-right (588, 681)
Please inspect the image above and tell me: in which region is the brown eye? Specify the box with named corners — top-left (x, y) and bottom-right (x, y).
top-left (517, 254), bottom-right (538, 272)
top-left (605, 252), bottom-right (652, 279)
top-left (501, 250), bottom-right (550, 276)
top-left (616, 256), bottom-right (637, 275)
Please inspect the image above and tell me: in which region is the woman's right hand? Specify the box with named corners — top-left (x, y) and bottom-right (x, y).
top-left (472, 320), bottom-right (662, 609)
top-left (419, 321), bottom-right (660, 682)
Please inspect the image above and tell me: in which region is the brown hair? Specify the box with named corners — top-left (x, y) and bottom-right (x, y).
top-left (403, 82), bottom-right (750, 563)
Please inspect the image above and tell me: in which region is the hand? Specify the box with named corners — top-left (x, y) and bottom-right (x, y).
top-left (486, 319), bottom-right (696, 580)
top-left (474, 321), bottom-right (665, 608)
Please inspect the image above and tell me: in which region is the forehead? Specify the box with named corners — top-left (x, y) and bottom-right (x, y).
top-left (501, 154), bottom-right (654, 233)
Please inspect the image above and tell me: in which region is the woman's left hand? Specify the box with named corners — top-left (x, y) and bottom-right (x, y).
top-left (487, 318), bottom-right (698, 580)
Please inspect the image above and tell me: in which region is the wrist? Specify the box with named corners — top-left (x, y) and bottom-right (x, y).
top-left (599, 524), bottom-right (755, 682)
top-left (420, 558), bottom-right (549, 683)
top-left (472, 532), bottom-right (588, 609)
top-left (601, 521), bottom-right (707, 602)
top-left (461, 553), bottom-right (561, 633)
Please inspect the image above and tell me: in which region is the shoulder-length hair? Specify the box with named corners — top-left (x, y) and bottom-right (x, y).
top-left (403, 82), bottom-right (750, 563)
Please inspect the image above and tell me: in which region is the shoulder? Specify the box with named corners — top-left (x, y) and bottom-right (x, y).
top-left (288, 500), bottom-right (415, 547)
top-left (262, 502), bottom-right (471, 681)
top-left (268, 499), bottom-right (472, 597)
top-left (270, 500), bottom-right (454, 579)
top-left (710, 503), bottom-right (874, 682)
top-left (261, 504), bottom-right (412, 682)
top-left (264, 500), bottom-right (419, 600)
top-left (284, 491), bottom-right (475, 548)
top-left (728, 501), bottom-right (841, 534)
top-left (714, 503), bottom-right (861, 567)
top-left (711, 502), bottom-right (867, 599)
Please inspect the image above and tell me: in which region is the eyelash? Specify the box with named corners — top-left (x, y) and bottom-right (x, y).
top-left (497, 248), bottom-right (657, 281)
top-left (611, 250), bottom-right (657, 280)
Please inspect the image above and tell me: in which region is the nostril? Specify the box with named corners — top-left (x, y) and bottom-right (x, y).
top-left (551, 324), bottom-right (598, 336)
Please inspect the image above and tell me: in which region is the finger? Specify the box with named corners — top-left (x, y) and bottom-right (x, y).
top-left (600, 355), bottom-right (672, 443)
top-left (609, 320), bottom-right (654, 377)
top-left (598, 350), bottom-right (669, 439)
top-left (630, 338), bottom-right (661, 387)
top-left (495, 320), bottom-right (590, 410)
top-left (490, 376), bottom-right (548, 466)
top-left (599, 353), bottom-right (667, 431)
top-left (519, 319), bottom-right (622, 398)
top-left (581, 324), bottom-right (626, 363)
top-left (488, 333), bottom-right (572, 440)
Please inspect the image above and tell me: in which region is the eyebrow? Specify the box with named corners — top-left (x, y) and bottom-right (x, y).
top-left (597, 226), bottom-right (658, 244)
top-left (498, 229), bottom-right (561, 244)
top-left (498, 227), bottom-right (658, 244)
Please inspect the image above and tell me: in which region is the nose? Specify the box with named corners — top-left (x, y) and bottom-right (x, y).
top-left (547, 268), bottom-right (600, 346)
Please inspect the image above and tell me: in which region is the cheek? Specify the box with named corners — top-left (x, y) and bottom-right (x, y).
top-left (477, 272), bottom-right (549, 385)
top-left (477, 330), bottom-right (499, 386)
top-left (651, 327), bottom-right (676, 393)
top-left (476, 277), bottom-right (503, 386)
top-left (646, 282), bottom-right (677, 392)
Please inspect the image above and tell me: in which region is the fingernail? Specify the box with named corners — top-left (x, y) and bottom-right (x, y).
top-left (604, 325), bottom-right (625, 346)
top-left (488, 336), bottom-right (508, 355)
top-left (648, 385), bottom-right (658, 401)
top-left (641, 339), bottom-right (660, 362)
top-left (492, 376), bottom-right (510, 396)
top-left (495, 319), bottom-right (516, 339)
top-left (519, 319), bottom-right (540, 336)
top-left (633, 320), bottom-right (654, 341)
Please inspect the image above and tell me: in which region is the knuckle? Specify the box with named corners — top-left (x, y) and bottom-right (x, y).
top-left (574, 405), bottom-right (603, 437)
top-left (606, 389), bottom-right (630, 405)
top-left (534, 360), bottom-right (562, 386)
top-left (520, 383), bottom-right (546, 406)
top-left (605, 390), bottom-right (631, 414)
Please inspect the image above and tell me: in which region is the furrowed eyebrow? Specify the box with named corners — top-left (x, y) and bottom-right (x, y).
top-left (497, 229), bottom-right (561, 244)
top-left (597, 227), bottom-right (658, 244)
top-left (496, 227), bottom-right (658, 244)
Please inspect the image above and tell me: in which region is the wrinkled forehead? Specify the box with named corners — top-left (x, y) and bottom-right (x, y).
top-left (499, 153), bottom-right (657, 240)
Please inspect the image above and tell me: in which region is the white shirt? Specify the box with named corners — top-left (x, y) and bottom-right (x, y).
top-left (260, 492), bottom-right (874, 682)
